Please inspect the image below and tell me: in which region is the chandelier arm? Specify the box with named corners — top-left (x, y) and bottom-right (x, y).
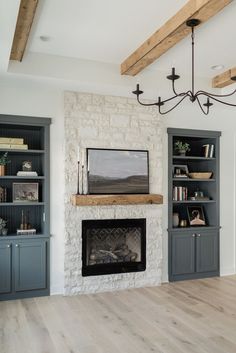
top-left (136, 96), bottom-right (158, 107)
top-left (158, 94), bottom-right (189, 115)
top-left (196, 97), bottom-right (209, 115)
top-left (171, 80), bottom-right (190, 97)
top-left (172, 80), bottom-right (178, 96)
top-left (201, 94), bottom-right (236, 107)
top-left (161, 92), bottom-right (189, 104)
top-left (196, 89), bottom-right (236, 99)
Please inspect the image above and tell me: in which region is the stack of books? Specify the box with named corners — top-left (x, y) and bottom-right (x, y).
top-left (17, 228), bottom-right (36, 235)
top-left (173, 186), bottom-right (188, 201)
top-left (0, 137), bottom-right (28, 150)
top-left (17, 171), bottom-right (38, 176)
top-left (202, 144), bottom-right (214, 158)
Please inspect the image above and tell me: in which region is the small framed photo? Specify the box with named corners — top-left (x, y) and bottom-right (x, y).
top-left (173, 164), bottom-right (189, 177)
top-left (22, 160), bottom-right (32, 171)
top-left (187, 206), bottom-right (206, 226)
top-left (13, 183), bottom-right (39, 202)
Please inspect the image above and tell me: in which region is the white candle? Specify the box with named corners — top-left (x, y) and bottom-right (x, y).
top-left (77, 146), bottom-right (80, 162)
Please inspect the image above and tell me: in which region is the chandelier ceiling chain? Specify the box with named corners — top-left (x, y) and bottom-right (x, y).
top-left (132, 19), bottom-right (236, 115)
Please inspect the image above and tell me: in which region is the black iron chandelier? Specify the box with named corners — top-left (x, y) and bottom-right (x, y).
top-left (132, 19), bottom-right (236, 115)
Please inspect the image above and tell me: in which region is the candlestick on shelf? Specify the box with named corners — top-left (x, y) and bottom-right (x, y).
top-left (87, 170), bottom-right (90, 194)
top-left (77, 161), bottom-right (80, 194)
top-left (81, 165), bottom-right (84, 195)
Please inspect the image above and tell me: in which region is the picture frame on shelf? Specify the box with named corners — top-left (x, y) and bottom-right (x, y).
top-left (173, 164), bottom-right (189, 177)
top-left (187, 205), bottom-right (206, 226)
top-left (13, 182), bottom-right (39, 202)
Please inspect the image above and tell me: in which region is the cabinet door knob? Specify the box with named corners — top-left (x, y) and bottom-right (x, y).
top-left (7, 244), bottom-right (11, 248)
top-left (197, 234), bottom-right (201, 237)
top-left (15, 244), bottom-right (19, 247)
top-left (192, 234), bottom-right (196, 237)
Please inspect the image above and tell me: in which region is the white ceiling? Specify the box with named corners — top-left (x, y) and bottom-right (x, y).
top-left (2, 0), bottom-right (236, 81)
top-left (29, 0), bottom-right (188, 64)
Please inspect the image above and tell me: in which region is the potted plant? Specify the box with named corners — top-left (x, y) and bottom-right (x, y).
top-left (174, 141), bottom-right (191, 156)
top-left (0, 152), bottom-right (10, 176)
top-left (0, 217), bottom-right (7, 236)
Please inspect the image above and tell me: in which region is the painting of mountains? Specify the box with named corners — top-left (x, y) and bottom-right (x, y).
top-left (87, 149), bottom-right (149, 194)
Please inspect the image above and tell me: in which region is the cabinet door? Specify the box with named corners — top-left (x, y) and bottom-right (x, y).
top-left (0, 242), bottom-right (12, 293)
top-left (171, 233), bottom-right (195, 275)
top-left (14, 240), bottom-right (47, 292)
top-left (196, 232), bottom-right (218, 273)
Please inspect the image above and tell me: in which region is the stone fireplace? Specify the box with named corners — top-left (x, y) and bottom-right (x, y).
top-left (82, 218), bottom-right (146, 276)
top-left (64, 91), bottom-right (163, 295)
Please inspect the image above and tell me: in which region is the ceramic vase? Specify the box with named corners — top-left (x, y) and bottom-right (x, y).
top-left (173, 213), bottom-right (179, 227)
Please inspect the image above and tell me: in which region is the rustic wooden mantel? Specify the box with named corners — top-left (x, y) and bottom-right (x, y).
top-left (71, 194), bottom-right (163, 206)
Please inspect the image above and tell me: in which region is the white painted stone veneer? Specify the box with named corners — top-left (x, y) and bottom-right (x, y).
top-left (64, 91), bottom-right (163, 294)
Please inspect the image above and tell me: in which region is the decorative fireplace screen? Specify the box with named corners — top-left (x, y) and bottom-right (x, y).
top-left (82, 218), bottom-right (146, 276)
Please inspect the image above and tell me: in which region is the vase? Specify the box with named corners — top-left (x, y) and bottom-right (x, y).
top-left (179, 150), bottom-right (186, 156)
top-left (173, 213), bottom-right (179, 227)
top-left (0, 165), bottom-right (5, 176)
top-left (1, 228), bottom-right (7, 236)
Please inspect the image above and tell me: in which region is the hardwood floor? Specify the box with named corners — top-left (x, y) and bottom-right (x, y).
top-left (1, 276), bottom-right (236, 353)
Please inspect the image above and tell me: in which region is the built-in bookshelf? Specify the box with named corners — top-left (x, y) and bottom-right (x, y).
top-left (0, 115), bottom-right (51, 301)
top-left (168, 128), bottom-right (221, 282)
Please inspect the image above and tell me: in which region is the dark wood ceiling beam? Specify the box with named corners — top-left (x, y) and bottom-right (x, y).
top-left (10, 0), bottom-right (38, 61)
top-left (121, 0), bottom-right (232, 76)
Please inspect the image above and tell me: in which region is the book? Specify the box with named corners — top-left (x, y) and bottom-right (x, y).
top-left (0, 137), bottom-right (24, 144)
top-left (17, 228), bottom-right (36, 235)
top-left (202, 144), bottom-right (210, 157)
top-left (0, 144), bottom-right (28, 150)
top-left (173, 186), bottom-right (188, 201)
top-left (209, 144), bottom-right (214, 158)
top-left (17, 171), bottom-right (38, 176)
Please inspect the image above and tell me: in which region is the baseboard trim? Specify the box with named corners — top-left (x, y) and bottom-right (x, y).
top-left (220, 267), bottom-right (236, 276)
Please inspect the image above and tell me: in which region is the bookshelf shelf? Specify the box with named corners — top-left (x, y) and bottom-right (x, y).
top-left (173, 156), bottom-right (215, 160)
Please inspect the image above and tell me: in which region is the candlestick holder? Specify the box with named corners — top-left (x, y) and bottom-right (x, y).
top-left (77, 161), bottom-right (80, 195)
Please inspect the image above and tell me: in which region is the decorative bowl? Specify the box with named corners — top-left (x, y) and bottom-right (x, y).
top-left (188, 172), bottom-right (212, 179)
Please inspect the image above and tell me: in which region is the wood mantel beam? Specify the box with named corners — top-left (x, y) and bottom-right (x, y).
top-left (212, 67), bottom-right (236, 88)
top-left (10, 0), bottom-right (38, 61)
top-left (71, 194), bottom-right (163, 206)
top-left (121, 0), bottom-right (232, 76)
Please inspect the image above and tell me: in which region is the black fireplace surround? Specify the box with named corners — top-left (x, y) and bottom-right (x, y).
top-left (82, 218), bottom-right (146, 276)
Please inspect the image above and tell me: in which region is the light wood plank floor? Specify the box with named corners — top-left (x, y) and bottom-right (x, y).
top-left (1, 276), bottom-right (236, 353)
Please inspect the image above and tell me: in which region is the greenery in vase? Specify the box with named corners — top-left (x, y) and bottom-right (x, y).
top-left (0, 152), bottom-right (10, 165)
top-left (174, 141), bottom-right (191, 153)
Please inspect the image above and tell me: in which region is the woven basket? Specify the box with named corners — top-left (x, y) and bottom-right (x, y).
top-left (188, 172), bottom-right (212, 179)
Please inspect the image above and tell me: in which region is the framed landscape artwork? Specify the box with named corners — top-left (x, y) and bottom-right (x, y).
top-left (87, 148), bottom-right (149, 194)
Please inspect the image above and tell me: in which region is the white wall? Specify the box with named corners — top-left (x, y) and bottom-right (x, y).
top-left (0, 71), bottom-right (235, 293)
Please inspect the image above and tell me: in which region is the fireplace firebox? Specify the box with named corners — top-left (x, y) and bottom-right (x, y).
top-left (82, 218), bottom-right (146, 276)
